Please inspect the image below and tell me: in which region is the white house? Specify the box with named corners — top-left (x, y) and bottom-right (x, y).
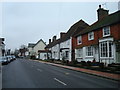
top-left (28, 43), bottom-right (35, 56)
top-left (45, 20), bottom-right (89, 62)
top-left (38, 50), bottom-right (51, 60)
top-left (60, 38), bottom-right (72, 62)
top-left (28, 39), bottom-right (46, 58)
top-left (45, 36), bottom-right (60, 60)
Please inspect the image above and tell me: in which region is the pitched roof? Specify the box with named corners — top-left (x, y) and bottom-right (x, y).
top-left (45, 39), bottom-right (60, 49)
top-left (75, 10), bottom-right (120, 37)
top-left (60, 19), bottom-right (89, 42)
top-left (45, 20), bottom-right (89, 49)
top-left (33, 39), bottom-right (46, 48)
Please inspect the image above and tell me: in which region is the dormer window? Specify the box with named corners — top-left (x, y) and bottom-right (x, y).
top-left (103, 26), bottom-right (110, 37)
top-left (88, 32), bottom-right (94, 40)
top-left (77, 36), bottom-right (82, 45)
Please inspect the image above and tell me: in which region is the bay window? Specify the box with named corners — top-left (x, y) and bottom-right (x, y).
top-left (99, 41), bottom-right (113, 58)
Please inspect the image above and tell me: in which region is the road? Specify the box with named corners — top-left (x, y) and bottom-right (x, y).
top-left (2, 59), bottom-right (119, 88)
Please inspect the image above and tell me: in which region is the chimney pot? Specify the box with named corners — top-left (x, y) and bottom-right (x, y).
top-left (49, 39), bottom-right (51, 44)
top-left (97, 5), bottom-right (109, 20)
top-left (60, 32), bottom-right (66, 38)
top-left (52, 36), bottom-right (57, 42)
top-left (99, 5), bottom-right (101, 8)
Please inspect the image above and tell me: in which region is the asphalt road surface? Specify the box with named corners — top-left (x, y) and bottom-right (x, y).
top-left (2, 59), bottom-right (119, 88)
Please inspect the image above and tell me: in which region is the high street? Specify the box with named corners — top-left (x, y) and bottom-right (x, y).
top-left (2, 59), bottom-right (119, 88)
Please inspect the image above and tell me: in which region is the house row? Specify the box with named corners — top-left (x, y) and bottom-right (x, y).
top-left (45, 5), bottom-right (120, 65)
top-left (0, 38), bottom-right (5, 56)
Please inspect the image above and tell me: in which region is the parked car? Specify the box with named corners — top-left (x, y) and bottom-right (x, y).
top-left (0, 56), bottom-right (9, 65)
top-left (6, 55), bottom-right (12, 63)
top-left (11, 55), bottom-right (16, 61)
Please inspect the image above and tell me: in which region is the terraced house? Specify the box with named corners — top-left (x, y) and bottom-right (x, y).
top-left (45, 20), bottom-right (89, 62)
top-left (74, 5), bottom-right (120, 65)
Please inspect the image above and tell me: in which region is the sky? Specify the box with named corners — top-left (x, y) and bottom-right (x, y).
top-left (0, 1), bottom-right (119, 51)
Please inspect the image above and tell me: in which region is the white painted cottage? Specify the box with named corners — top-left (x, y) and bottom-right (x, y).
top-left (28, 39), bottom-right (46, 59)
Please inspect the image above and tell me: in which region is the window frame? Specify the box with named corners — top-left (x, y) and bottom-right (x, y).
top-left (77, 36), bottom-right (82, 45)
top-left (86, 46), bottom-right (94, 57)
top-left (88, 32), bottom-right (94, 40)
top-left (103, 26), bottom-right (110, 37)
top-left (99, 41), bottom-right (113, 58)
top-left (77, 48), bottom-right (82, 58)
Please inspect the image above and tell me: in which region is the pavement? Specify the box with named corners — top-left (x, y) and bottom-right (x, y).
top-left (35, 60), bottom-right (120, 81)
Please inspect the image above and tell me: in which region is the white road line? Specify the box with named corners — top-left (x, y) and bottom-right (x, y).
top-left (54, 78), bottom-right (67, 86)
top-left (37, 69), bottom-right (42, 72)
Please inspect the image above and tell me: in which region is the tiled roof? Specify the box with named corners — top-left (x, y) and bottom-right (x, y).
top-left (45, 19), bottom-right (89, 49)
top-left (75, 10), bottom-right (120, 37)
top-left (60, 19), bottom-right (89, 42)
top-left (45, 39), bottom-right (60, 49)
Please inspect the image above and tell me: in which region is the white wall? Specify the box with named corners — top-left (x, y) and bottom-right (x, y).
top-left (33, 41), bottom-right (46, 58)
top-left (59, 38), bottom-right (72, 61)
top-left (51, 44), bottom-right (60, 60)
top-left (39, 52), bottom-right (51, 60)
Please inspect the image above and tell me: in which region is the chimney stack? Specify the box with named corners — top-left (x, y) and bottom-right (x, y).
top-left (52, 36), bottom-right (56, 42)
top-left (60, 32), bottom-right (66, 38)
top-left (97, 5), bottom-right (109, 20)
top-left (49, 39), bottom-right (51, 44)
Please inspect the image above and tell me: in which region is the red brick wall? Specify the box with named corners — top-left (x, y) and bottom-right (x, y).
top-left (75, 23), bottom-right (120, 49)
top-left (110, 23), bottom-right (120, 40)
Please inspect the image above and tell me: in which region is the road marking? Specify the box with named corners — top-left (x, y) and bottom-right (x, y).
top-left (65, 72), bottom-right (69, 75)
top-left (37, 69), bottom-right (42, 72)
top-left (54, 78), bottom-right (67, 86)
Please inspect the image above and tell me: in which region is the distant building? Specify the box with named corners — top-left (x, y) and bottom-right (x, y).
top-left (28, 39), bottom-right (46, 59)
top-left (0, 38), bottom-right (5, 56)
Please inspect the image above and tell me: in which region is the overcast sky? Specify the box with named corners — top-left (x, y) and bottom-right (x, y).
top-left (0, 2), bottom-right (118, 51)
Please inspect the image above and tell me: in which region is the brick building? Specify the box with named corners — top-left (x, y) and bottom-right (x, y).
top-left (74, 5), bottom-right (120, 65)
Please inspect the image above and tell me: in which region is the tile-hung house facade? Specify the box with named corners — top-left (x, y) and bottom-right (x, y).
top-left (59, 20), bottom-right (89, 62)
top-left (0, 38), bottom-right (5, 56)
top-left (74, 5), bottom-right (120, 65)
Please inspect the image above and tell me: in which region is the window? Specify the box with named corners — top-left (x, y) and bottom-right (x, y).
top-left (77, 36), bottom-right (82, 45)
top-left (103, 26), bottom-right (110, 37)
top-left (86, 46), bottom-right (93, 56)
top-left (77, 48), bottom-right (82, 57)
top-left (88, 32), bottom-right (94, 40)
top-left (65, 51), bottom-right (69, 58)
top-left (100, 41), bottom-right (113, 58)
